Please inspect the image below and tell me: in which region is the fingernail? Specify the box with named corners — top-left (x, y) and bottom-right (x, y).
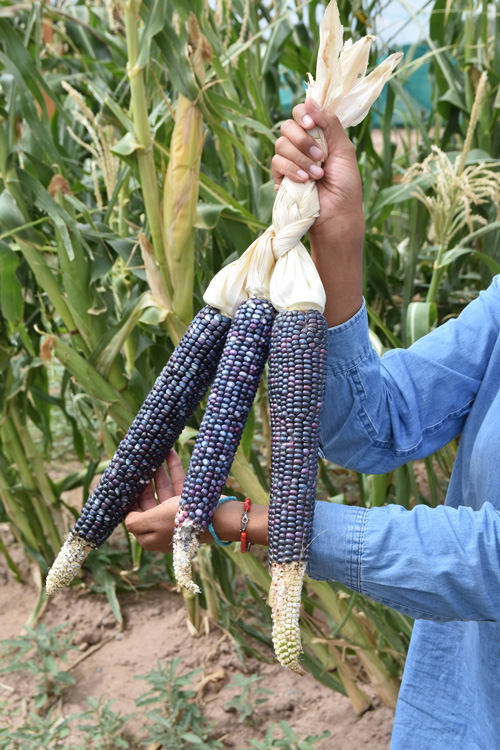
top-left (297, 169), bottom-right (309, 179)
top-left (303, 115), bottom-right (314, 128)
top-left (309, 165), bottom-right (323, 178)
top-left (309, 145), bottom-right (323, 160)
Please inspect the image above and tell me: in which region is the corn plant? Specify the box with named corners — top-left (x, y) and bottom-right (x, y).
top-left (1, 0), bottom-right (500, 717)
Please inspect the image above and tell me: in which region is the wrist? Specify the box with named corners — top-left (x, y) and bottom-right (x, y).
top-left (310, 214), bottom-right (365, 250)
top-left (310, 228), bottom-right (364, 328)
top-left (202, 500), bottom-right (269, 547)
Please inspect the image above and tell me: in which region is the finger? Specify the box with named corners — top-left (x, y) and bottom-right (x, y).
top-left (271, 154), bottom-right (320, 190)
top-left (275, 132), bottom-right (324, 178)
top-left (125, 501), bottom-right (164, 534)
top-left (154, 462), bottom-right (174, 502)
top-left (292, 102), bottom-right (315, 130)
top-left (280, 120), bottom-right (324, 162)
top-left (166, 449), bottom-right (186, 497)
top-left (136, 532), bottom-right (172, 554)
top-left (125, 496), bottom-right (178, 544)
top-left (303, 99), bottom-right (355, 158)
top-left (273, 174), bottom-right (283, 193)
top-left (137, 481), bottom-right (157, 512)
top-left (124, 509), bottom-right (146, 533)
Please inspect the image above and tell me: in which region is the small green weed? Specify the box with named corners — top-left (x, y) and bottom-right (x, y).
top-left (0, 624), bottom-right (77, 711)
top-left (225, 672), bottom-right (272, 724)
top-left (72, 696), bottom-right (132, 749)
top-left (0, 707), bottom-right (70, 750)
top-left (135, 657), bottom-right (224, 749)
top-left (246, 720), bottom-right (330, 749)
top-left (0, 630), bottom-right (330, 750)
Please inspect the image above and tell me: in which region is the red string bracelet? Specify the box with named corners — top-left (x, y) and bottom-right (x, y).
top-left (240, 497), bottom-right (252, 553)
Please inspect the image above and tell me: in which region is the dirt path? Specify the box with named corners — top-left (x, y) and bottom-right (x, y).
top-left (0, 540), bottom-right (394, 748)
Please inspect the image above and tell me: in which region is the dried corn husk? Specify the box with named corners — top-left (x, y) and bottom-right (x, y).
top-left (203, 228), bottom-right (275, 316)
top-left (270, 1), bottom-right (402, 312)
top-left (205, 1), bottom-right (402, 316)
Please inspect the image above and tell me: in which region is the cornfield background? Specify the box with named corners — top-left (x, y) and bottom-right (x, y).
top-left (1, 0), bottom-right (499, 717)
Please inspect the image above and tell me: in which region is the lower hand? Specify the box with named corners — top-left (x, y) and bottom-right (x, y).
top-left (125, 450), bottom-right (269, 553)
top-left (125, 449), bottom-right (185, 554)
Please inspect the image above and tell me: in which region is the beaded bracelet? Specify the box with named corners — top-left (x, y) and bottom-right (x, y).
top-left (208, 496), bottom-right (237, 547)
top-left (240, 497), bottom-right (252, 553)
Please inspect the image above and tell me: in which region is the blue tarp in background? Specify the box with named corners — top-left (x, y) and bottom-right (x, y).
top-left (280, 43), bottom-right (432, 127)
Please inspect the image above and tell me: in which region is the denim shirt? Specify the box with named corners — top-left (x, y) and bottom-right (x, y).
top-left (306, 276), bottom-right (500, 749)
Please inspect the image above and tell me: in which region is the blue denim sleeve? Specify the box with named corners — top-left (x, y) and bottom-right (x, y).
top-left (307, 500), bottom-right (500, 622)
top-left (320, 276), bottom-right (500, 473)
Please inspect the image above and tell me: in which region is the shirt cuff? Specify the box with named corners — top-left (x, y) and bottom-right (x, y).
top-left (306, 501), bottom-right (367, 591)
top-left (326, 299), bottom-right (372, 375)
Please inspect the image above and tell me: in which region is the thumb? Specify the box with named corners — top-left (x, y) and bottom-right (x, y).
top-left (304, 99), bottom-right (354, 160)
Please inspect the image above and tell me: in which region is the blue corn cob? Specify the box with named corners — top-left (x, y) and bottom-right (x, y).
top-left (267, 308), bottom-right (328, 673)
top-left (46, 305), bottom-right (231, 595)
top-left (173, 296), bottom-right (276, 592)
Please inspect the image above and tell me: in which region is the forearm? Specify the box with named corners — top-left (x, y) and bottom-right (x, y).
top-left (310, 221), bottom-right (364, 328)
top-left (308, 500), bottom-right (500, 622)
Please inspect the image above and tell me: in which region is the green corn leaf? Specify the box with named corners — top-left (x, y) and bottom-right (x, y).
top-left (0, 190), bottom-right (45, 244)
top-left (85, 556), bottom-right (123, 627)
top-left (458, 219), bottom-right (500, 246)
top-left (92, 294), bottom-right (157, 378)
top-left (260, 0), bottom-right (294, 75)
top-left (195, 202), bottom-right (242, 230)
top-left (48, 336), bottom-right (134, 430)
top-left (476, 253), bottom-right (500, 277)
top-left (240, 406), bottom-right (255, 458)
top-left (406, 301), bottom-right (437, 345)
top-left (111, 132), bottom-right (144, 156)
top-left (366, 305), bottom-right (402, 349)
top-left (368, 175), bottom-right (430, 218)
top-left (152, 15), bottom-right (198, 100)
top-left (0, 241), bottom-right (23, 323)
top-left (16, 171), bottom-right (75, 260)
top-left (169, 0), bottom-right (203, 19)
top-left (137, 0), bottom-right (167, 69)
top-left (0, 18), bottom-right (54, 116)
top-left (0, 55), bottom-right (61, 164)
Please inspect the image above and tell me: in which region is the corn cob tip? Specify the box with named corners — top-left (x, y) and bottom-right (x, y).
top-left (269, 561), bottom-right (306, 675)
top-left (173, 521), bottom-right (201, 595)
top-left (45, 533), bottom-right (94, 596)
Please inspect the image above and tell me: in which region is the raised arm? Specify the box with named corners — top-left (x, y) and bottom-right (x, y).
top-left (272, 99), bottom-right (500, 473)
top-left (272, 98), bottom-right (364, 327)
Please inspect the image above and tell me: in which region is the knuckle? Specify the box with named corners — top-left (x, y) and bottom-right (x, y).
top-left (292, 103), bottom-right (305, 120)
top-left (274, 136), bottom-right (288, 154)
top-left (124, 517), bottom-right (134, 532)
top-left (279, 119), bottom-right (294, 135)
top-left (326, 111), bottom-right (341, 126)
top-left (297, 131), bottom-right (313, 152)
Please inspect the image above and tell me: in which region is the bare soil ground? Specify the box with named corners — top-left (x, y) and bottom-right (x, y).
top-left (0, 541), bottom-right (395, 749)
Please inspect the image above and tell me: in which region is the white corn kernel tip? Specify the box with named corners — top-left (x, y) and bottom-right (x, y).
top-left (46, 533), bottom-right (94, 596)
top-left (172, 521), bottom-right (201, 594)
top-left (269, 561), bottom-right (306, 675)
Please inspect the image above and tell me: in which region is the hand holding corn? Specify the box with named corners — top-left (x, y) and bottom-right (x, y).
top-left (272, 99), bottom-right (365, 327)
top-left (125, 453), bottom-right (269, 553)
top-left (272, 100), bottom-right (364, 238)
